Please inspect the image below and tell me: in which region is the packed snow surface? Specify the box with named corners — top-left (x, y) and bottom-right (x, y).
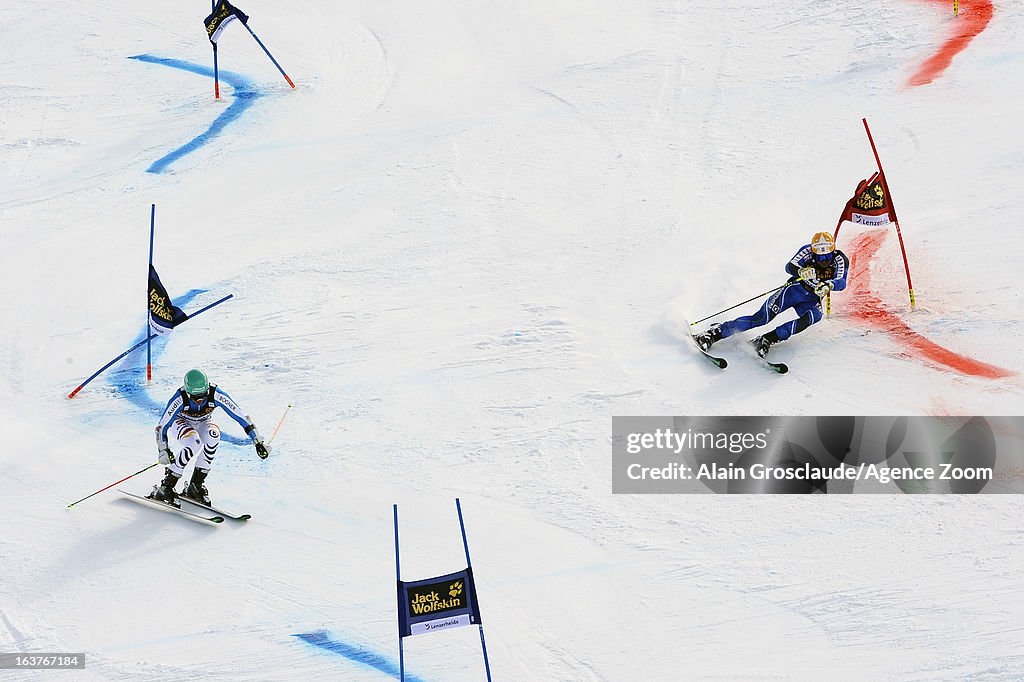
top-left (1, 1), bottom-right (1022, 680)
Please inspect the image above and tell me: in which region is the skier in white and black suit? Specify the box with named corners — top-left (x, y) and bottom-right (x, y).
top-left (150, 369), bottom-right (270, 505)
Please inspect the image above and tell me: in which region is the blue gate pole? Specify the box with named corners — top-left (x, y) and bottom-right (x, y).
top-left (213, 41), bottom-right (220, 98)
top-left (184, 293), bottom-right (233, 320)
top-left (394, 504), bottom-right (405, 682)
top-left (68, 294), bottom-right (233, 399)
top-left (241, 22), bottom-right (296, 88)
top-left (146, 204), bottom-right (155, 383)
top-left (212, 1), bottom-right (220, 98)
top-left (456, 498), bottom-right (492, 682)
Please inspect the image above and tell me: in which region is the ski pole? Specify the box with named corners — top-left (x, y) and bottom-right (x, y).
top-left (691, 281), bottom-right (795, 326)
top-left (67, 462), bottom-right (161, 508)
top-left (268, 403), bottom-right (292, 446)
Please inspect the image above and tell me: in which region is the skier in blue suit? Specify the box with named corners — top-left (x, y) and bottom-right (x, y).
top-left (694, 231), bottom-right (849, 357)
top-left (149, 369), bottom-right (270, 505)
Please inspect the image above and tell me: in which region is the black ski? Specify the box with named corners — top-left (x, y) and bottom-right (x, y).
top-left (760, 357), bottom-right (789, 374)
top-left (118, 489), bottom-right (224, 523)
top-left (750, 337), bottom-right (789, 374)
top-left (684, 319), bottom-right (728, 369)
top-left (176, 497), bottom-right (251, 521)
top-left (751, 345), bottom-right (788, 374)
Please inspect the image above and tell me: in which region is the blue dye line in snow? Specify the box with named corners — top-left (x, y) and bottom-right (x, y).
top-left (293, 631), bottom-right (429, 682)
top-left (108, 289), bottom-right (246, 446)
top-left (128, 54), bottom-right (262, 174)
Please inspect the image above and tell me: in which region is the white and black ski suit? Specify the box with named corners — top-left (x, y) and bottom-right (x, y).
top-left (155, 385), bottom-right (261, 477)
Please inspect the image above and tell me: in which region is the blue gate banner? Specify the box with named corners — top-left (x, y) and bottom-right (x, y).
top-left (397, 568), bottom-right (482, 638)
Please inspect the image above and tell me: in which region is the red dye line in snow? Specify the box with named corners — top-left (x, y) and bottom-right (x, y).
top-left (908, 0), bottom-right (993, 87)
top-left (844, 229), bottom-right (1013, 379)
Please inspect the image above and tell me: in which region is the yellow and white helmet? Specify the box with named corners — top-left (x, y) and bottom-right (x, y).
top-left (810, 232), bottom-right (835, 262)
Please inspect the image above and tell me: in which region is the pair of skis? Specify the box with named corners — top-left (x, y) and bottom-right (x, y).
top-left (684, 320), bottom-right (788, 374)
top-left (119, 489), bottom-right (250, 524)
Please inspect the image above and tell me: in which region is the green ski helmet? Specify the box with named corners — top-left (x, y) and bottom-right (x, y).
top-left (183, 369), bottom-right (210, 397)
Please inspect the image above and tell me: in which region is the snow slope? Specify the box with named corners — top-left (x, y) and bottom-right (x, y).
top-left (2, 0), bottom-right (1023, 680)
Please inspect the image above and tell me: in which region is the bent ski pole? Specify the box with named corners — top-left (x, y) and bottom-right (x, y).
top-left (691, 281), bottom-right (795, 327)
top-left (68, 462), bottom-right (161, 508)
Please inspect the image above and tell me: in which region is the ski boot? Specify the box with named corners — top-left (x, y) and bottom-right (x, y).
top-left (183, 468), bottom-right (211, 506)
top-left (149, 468), bottom-right (180, 504)
top-left (693, 323), bottom-right (723, 352)
top-left (751, 330), bottom-right (780, 358)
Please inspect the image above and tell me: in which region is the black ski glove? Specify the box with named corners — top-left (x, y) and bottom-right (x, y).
top-left (255, 439), bottom-right (271, 459)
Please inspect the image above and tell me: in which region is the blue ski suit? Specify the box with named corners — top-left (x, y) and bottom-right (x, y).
top-left (718, 243), bottom-right (849, 342)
